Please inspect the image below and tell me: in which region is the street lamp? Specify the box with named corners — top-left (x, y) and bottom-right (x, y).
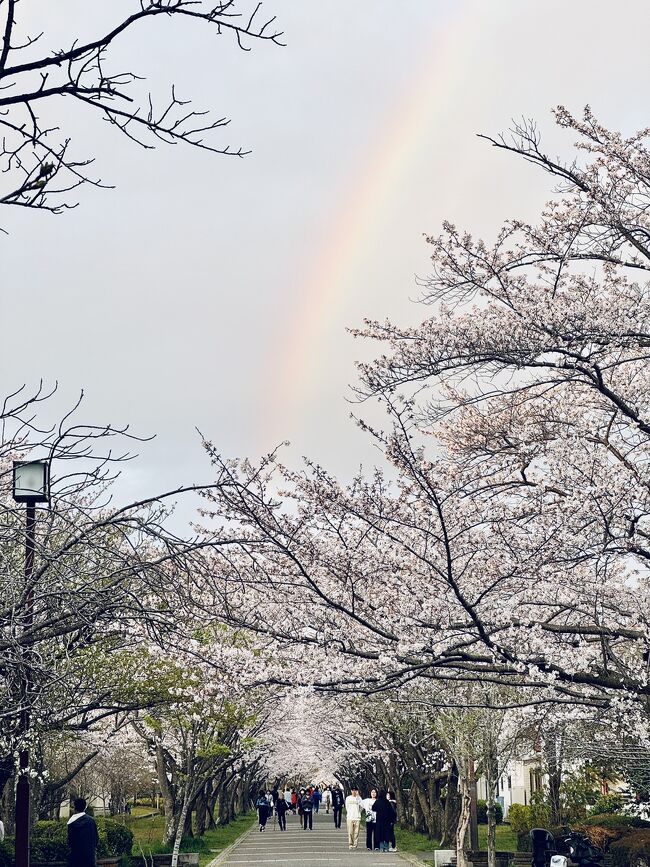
top-left (12, 460), bottom-right (50, 867)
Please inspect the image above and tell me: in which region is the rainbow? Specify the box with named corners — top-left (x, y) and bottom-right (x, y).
top-left (265, 3), bottom-right (481, 448)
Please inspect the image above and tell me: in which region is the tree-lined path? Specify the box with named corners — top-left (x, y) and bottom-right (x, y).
top-left (216, 812), bottom-right (404, 865)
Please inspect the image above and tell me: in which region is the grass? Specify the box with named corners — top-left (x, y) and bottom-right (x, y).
top-left (126, 811), bottom-right (256, 867)
top-left (126, 812), bottom-right (166, 853)
top-left (389, 822), bottom-right (519, 862)
top-left (478, 823), bottom-right (519, 852)
top-left (394, 824), bottom-right (440, 855)
top-left (130, 807), bottom-right (158, 818)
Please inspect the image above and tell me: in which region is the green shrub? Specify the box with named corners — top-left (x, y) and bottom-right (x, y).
top-left (97, 819), bottom-right (134, 856)
top-left (583, 815), bottom-right (650, 830)
top-left (559, 768), bottom-right (600, 824)
top-left (591, 794), bottom-right (624, 815)
top-left (610, 829), bottom-right (650, 867)
top-left (0, 840), bottom-right (15, 867)
top-left (529, 792), bottom-right (552, 830)
top-left (477, 800), bottom-right (503, 825)
top-left (508, 804), bottom-right (532, 833)
top-left (31, 820), bottom-right (69, 862)
top-left (30, 817), bottom-right (134, 862)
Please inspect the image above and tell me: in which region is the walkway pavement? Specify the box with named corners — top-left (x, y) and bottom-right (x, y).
top-left (217, 810), bottom-right (406, 865)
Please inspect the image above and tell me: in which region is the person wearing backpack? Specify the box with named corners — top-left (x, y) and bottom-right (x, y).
top-left (275, 794), bottom-right (290, 831)
top-left (300, 790), bottom-right (314, 830)
top-left (332, 785), bottom-right (344, 829)
top-left (255, 792), bottom-right (270, 832)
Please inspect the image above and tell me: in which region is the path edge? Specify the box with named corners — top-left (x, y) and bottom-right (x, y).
top-left (205, 819), bottom-right (255, 867)
top-left (399, 851), bottom-right (434, 866)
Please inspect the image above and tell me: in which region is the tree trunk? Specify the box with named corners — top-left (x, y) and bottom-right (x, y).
top-left (1, 768), bottom-right (16, 835)
top-left (156, 744), bottom-right (177, 845)
top-left (182, 803), bottom-right (194, 838)
top-left (389, 755), bottom-right (406, 825)
top-left (171, 794), bottom-right (191, 867)
top-left (195, 786), bottom-right (207, 836)
top-left (442, 763), bottom-right (460, 848)
top-left (544, 729), bottom-right (564, 826)
top-left (456, 769), bottom-right (472, 867)
top-left (485, 744), bottom-right (499, 867)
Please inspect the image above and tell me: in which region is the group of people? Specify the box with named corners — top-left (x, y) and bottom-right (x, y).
top-left (345, 786), bottom-right (398, 853)
top-left (253, 783), bottom-right (398, 853)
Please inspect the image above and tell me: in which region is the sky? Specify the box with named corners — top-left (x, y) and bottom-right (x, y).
top-left (2, 0), bottom-right (650, 525)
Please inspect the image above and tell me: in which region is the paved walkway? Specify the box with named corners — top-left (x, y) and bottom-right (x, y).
top-left (218, 810), bottom-right (406, 865)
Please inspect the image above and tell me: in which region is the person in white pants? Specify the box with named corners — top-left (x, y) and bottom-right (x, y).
top-left (345, 787), bottom-right (362, 849)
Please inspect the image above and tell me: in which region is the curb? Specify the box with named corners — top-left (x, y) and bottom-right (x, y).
top-left (205, 821), bottom-right (255, 867)
top-left (399, 852), bottom-right (434, 866)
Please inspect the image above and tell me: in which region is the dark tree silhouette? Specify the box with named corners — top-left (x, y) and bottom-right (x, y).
top-left (0, 1), bottom-right (283, 215)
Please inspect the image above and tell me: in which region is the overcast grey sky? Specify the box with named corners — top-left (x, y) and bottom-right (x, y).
top-left (3, 1), bottom-right (649, 524)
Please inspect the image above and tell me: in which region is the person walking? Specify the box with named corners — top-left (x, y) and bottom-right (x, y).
top-left (387, 790), bottom-right (398, 851)
top-left (255, 792), bottom-right (270, 832)
top-left (297, 787), bottom-right (305, 827)
top-left (323, 786), bottom-right (332, 814)
top-left (332, 785), bottom-right (344, 829)
top-left (67, 798), bottom-right (99, 867)
top-left (345, 786), bottom-right (362, 850)
top-left (312, 786), bottom-right (322, 813)
top-left (300, 789), bottom-right (314, 830)
top-left (290, 788), bottom-right (298, 814)
top-left (275, 794), bottom-right (289, 831)
top-left (373, 790), bottom-right (396, 853)
top-left (362, 788), bottom-right (378, 850)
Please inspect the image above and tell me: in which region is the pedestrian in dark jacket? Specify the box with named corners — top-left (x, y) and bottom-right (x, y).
top-left (373, 791), bottom-right (396, 853)
top-left (67, 799), bottom-right (99, 867)
top-left (387, 790), bottom-right (398, 851)
top-left (274, 796), bottom-right (289, 831)
top-left (332, 786), bottom-right (344, 828)
top-left (301, 792), bottom-right (313, 830)
top-left (255, 792), bottom-right (270, 831)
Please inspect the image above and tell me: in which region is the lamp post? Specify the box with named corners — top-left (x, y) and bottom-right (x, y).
top-left (12, 460), bottom-right (50, 867)
top-left (469, 758), bottom-right (479, 852)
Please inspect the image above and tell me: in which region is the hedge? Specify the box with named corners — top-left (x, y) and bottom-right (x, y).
top-left (29, 818), bottom-right (134, 862)
top-left (0, 841), bottom-right (15, 867)
top-left (97, 820), bottom-right (134, 856)
top-left (610, 829), bottom-right (650, 867)
top-left (477, 800), bottom-right (504, 825)
top-left (515, 816), bottom-right (650, 856)
top-left (582, 815), bottom-right (650, 830)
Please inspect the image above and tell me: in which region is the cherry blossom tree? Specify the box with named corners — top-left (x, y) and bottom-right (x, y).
top-left (353, 107), bottom-right (650, 709)
top-left (0, 385), bottom-right (258, 823)
top-left (195, 110), bottom-right (650, 730)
